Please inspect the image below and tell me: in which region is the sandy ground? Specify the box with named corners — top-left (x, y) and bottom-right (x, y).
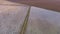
top-left (0, 0), bottom-right (60, 34)
top-left (0, 0), bottom-right (29, 34)
top-left (26, 7), bottom-right (60, 34)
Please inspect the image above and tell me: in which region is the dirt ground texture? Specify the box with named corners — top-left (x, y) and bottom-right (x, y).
top-left (0, 0), bottom-right (60, 34)
top-left (0, 0), bottom-right (29, 34)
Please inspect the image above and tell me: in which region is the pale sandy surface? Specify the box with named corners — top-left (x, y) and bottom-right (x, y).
top-left (0, 0), bottom-right (60, 34)
top-left (26, 7), bottom-right (60, 34)
top-left (0, 0), bottom-right (29, 34)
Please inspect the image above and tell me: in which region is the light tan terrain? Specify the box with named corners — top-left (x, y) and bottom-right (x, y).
top-left (0, 0), bottom-right (60, 34)
top-left (0, 0), bottom-right (29, 34)
top-left (26, 7), bottom-right (60, 34)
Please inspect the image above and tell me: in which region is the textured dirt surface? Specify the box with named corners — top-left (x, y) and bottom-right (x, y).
top-left (26, 7), bottom-right (60, 34)
top-left (7, 0), bottom-right (60, 11)
top-left (0, 0), bottom-right (29, 34)
top-left (0, 0), bottom-right (60, 34)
